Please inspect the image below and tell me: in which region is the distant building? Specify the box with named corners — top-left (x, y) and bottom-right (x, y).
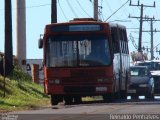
top-left (25, 59), bottom-right (43, 84)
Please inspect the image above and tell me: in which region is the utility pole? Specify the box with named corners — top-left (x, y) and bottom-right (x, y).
top-left (51, 0), bottom-right (57, 23)
top-left (143, 18), bottom-right (160, 60)
top-left (16, 0), bottom-right (26, 71)
top-left (5, 0), bottom-right (13, 76)
top-left (4, 0), bottom-right (13, 97)
top-left (129, 0), bottom-right (155, 52)
top-left (94, 0), bottom-right (98, 20)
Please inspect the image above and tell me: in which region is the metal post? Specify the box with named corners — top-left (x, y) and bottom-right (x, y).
top-left (94, 0), bottom-right (98, 20)
top-left (4, 0), bottom-right (13, 97)
top-left (138, 4), bottom-right (143, 52)
top-left (129, 0), bottom-right (155, 53)
top-left (150, 19), bottom-right (154, 60)
top-left (51, 0), bottom-right (57, 23)
top-left (142, 18), bottom-right (160, 60)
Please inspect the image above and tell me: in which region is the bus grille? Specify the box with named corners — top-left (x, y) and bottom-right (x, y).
top-left (71, 69), bottom-right (106, 77)
top-left (64, 86), bottom-right (95, 94)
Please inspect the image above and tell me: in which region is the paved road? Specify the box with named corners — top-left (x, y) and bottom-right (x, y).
top-left (7, 99), bottom-right (160, 120)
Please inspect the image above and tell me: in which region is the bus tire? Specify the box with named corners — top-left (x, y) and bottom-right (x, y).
top-left (74, 96), bottom-right (82, 104)
top-left (103, 94), bottom-right (113, 103)
top-left (64, 96), bottom-right (73, 105)
top-left (145, 93), bottom-right (154, 100)
top-left (51, 95), bottom-right (59, 105)
top-left (120, 90), bottom-right (127, 99)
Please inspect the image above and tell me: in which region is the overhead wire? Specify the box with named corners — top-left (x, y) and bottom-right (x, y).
top-left (155, 3), bottom-right (160, 19)
top-left (116, 0), bottom-right (128, 20)
top-left (105, 0), bottom-right (113, 13)
top-left (0, 3), bottom-right (51, 11)
top-left (58, 0), bottom-right (68, 21)
top-left (119, 0), bottom-right (134, 22)
top-left (124, 0), bottom-right (141, 46)
top-left (66, 0), bottom-right (78, 18)
top-left (88, 0), bottom-right (104, 21)
top-left (76, 0), bottom-right (92, 18)
top-left (99, 0), bottom-right (104, 21)
top-left (119, 0), bottom-right (139, 39)
top-left (105, 1), bottom-right (123, 21)
top-left (129, 33), bottom-right (138, 50)
top-left (25, 4), bottom-right (51, 9)
top-left (105, 0), bottom-right (130, 22)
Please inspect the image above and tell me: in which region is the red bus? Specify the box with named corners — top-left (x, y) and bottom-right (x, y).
top-left (39, 18), bottom-right (130, 105)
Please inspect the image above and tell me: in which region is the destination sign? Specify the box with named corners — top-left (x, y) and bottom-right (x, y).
top-left (51, 24), bottom-right (102, 32)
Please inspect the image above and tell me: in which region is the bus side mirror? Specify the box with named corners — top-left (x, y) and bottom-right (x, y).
top-left (38, 34), bottom-right (43, 49)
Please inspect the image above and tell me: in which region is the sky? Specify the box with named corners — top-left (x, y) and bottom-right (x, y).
top-left (0, 0), bottom-right (160, 59)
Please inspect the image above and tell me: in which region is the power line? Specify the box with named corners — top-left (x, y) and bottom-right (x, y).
top-left (58, 0), bottom-right (68, 21)
top-left (129, 33), bottom-right (138, 50)
top-left (76, 0), bottom-right (91, 18)
top-left (66, 0), bottom-right (78, 18)
top-left (105, 0), bottom-right (130, 22)
top-left (0, 3), bottom-right (51, 11)
top-left (119, 0), bottom-right (132, 20)
top-left (99, 0), bottom-right (104, 21)
top-left (105, 0), bottom-right (112, 12)
top-left (25, 4), bottom-right (51, 9)
top-left (129, 0), bottom-right (156, 52)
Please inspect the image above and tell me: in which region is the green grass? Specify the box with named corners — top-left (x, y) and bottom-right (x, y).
top-left (0, 68), bottom-right (49, 112)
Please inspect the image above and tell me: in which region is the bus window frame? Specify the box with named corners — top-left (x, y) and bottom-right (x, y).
top-left (44, 34), bottom-right (112, 68)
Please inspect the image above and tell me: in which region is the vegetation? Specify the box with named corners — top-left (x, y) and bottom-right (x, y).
top-left (0, 68), bottom-right (49, 112)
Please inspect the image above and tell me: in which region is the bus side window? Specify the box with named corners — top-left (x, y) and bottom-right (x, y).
top-left (123, 29), bottom-right (127, 54)
top-left (120, 28), bottom-right (128, 54)
top-left (120, 29), bottom-right (125, 54)
top-left (124, 30), bottom-right (129, 54)
top-left (111, 28), bottom-right (119, 53)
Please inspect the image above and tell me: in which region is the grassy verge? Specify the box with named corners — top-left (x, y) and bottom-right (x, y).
top-left (0, 68), bottom-right (49, 112)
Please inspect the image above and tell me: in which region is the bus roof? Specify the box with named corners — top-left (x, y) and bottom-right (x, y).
top-left (109, 23), bottom-right (126, 29)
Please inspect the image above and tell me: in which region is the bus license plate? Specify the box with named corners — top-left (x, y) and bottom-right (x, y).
top-left (96, 87), bottom-right (107, 92)
top-left (127, 89), bottom-right (136, 93)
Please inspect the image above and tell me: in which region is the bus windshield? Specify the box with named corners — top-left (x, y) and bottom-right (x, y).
top-left (46, 35), bottom-right (111, 67)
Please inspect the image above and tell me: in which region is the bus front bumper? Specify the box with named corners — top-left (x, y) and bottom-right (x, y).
top-left (46, 85), bottom-right (113, 95)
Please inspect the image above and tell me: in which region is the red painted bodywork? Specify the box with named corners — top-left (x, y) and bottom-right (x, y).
top-left (42, 19), bottom-right (129, 97)
top-left (44, 66), bottom-right (114, 95)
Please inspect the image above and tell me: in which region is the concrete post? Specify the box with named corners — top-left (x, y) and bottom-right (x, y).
top-left (15, 0), bottom-right (26, 70)
top-left (94, 0), bottom-right (98, 21)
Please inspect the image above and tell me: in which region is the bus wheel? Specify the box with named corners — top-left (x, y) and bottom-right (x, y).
top-left (145, 93), bottom-right (154, 100)
top-left (51, 95), bottom-right (59, 105)
top-left (120, 91), bottom-right (127, 99)
top-left (114, 92), bottom-right (120, 99)
top-left (74, 96), bottom-right (82, 104)
top-left (103, 94), bottom-right (113, 103)
top-left (64, 96), bottom-right (73, 105)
